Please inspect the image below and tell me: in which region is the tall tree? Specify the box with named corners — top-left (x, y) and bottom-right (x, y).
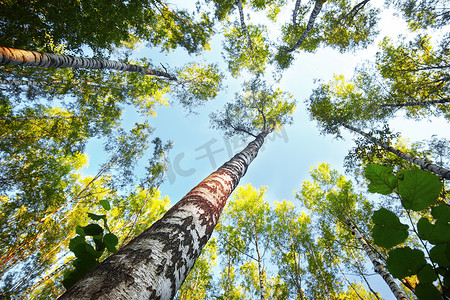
top-left (308, 83), bottom-right (450, 180)
top-left (216, 184), bottom-right (287, 299)
top-left (58, 79), bottom-right (295, 299)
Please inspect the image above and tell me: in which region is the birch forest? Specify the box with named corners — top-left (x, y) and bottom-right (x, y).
top-left (0, 0), bottom-right (449, 299)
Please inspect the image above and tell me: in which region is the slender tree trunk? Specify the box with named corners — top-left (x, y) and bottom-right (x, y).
top-left (253, 226), bottom-right (265, 300)
top-left (235, 0), bottom-right (253, 51)
top-left (0, 47), bottom-right (178, 81)
top-left (59, 132), bottom-right (267, 300)
top-left (292, 0), bottom-right (302, 25)
top-left (342, 0), bottom-right (370, 23)
top-left (378, 97), bottom-right (450, 108)
top-left (288, 0), bottom-right (325, 53)
top-left (345, 218), bottom-right (407, 300)
top-left (342, 123), bottom-right (450, 180)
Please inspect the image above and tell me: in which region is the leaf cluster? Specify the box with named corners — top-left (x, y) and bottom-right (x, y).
top-left (365, 164), bottom-right (449, 298)
top-left (62, 202), bottom-right (119, 289)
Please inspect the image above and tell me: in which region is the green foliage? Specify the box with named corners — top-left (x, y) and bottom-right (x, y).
top-left (210, 78), bottom-right (295, 137)
top-left (365, 164), bottom-right (449, 298)
top-left (63, 202), bottom-right (118, 289)
top-left (0, 0), bottom-right (214, 55)
top-left (386, 0), bottom-right (449, 30)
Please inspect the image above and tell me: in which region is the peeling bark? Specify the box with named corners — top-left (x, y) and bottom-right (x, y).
top-left (342, 123), bottom-right (450, 180)
top-left (59, 132), bottom-right (267, 300)
top-left (346, 219), bottom-right (407, 300)
top-left (0, 47), bottom-right (178, 81)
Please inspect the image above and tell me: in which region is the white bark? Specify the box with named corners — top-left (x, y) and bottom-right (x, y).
top-left (59, 133), bottom-right (267, 300)
top-left (345, 218), bottom-right (407, 300)
top-left (342, 123), bottom-right (450, 180)
top-left (0, 47), bottom-right (178, 81)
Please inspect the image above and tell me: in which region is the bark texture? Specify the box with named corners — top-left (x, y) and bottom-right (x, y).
top-left (346, 218), bottom-right (407, 300)
top-left (59, 133), bottom-right (267, 300)
top-left (342, 123), bottom-right (450, 180)
top-left (288, 0), bottom-right (325, 53)
top-left (0, 47), bottom-right (178, 81)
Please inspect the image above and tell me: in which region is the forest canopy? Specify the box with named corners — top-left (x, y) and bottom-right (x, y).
top-left (0, 0), bottom-right (449, 299)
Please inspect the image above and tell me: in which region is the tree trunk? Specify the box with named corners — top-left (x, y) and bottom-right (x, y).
top-left (288, 0), bottom-right (325, 53)
top-left (345, 218), bottom-right (407, 300)
top-left (235, 0), bottom-right (253, 51)
top-left (342, 123), bottom-right (450, 180)
top-left (59, 132), bottom-right (267, 300)
top-left (378, 97), bottom-right (450, 108)
top-left (292, 0), bottom-right (302, 25)
top-left (0, 47), bottom-right (178, 81)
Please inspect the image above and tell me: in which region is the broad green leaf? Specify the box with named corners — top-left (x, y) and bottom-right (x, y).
top-left (100, 200), bottom-right (111, 211)
top-left (364, 164), bottom-right (396, 195)
top-left (82, 224), bottom-right (103, 236)
top-left (417, 217), bottom-right (434, 240)
top-left (69, 236), bottom-right (86, 252)
top-left (87, 213), bottom-right (106, 221)
top-left (430, 244), bottom-right (450, 268)
top-left (103, 233), bottom-right (119, 253)
top-left (398, 169), bottom-right (442, 211)
top-left (372, 208), bottom-right (409, 248)
top-left (415, 283), bottom-right (442, 300)
top-left (431, 202), bottom-right (450, 222)
top-left (386, 247), bottom-right (427, 278)
top-left (418, 217), bottom-right (450, 244)
top-left (417, 264), bottom-right (437, 284)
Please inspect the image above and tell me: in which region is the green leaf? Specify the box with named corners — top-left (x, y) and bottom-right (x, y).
top-left (386, 247), bottom-right (427, 278)
top-left (69, 236), bottom-right (86, 252)
top-left (418, 215), bottom-right (450, 244)
top-left (417, 264), bottom-right (437, 284)
top-left (430, 244), bottom-right (450, 268)
top-left (100, 200), bottom-right (111, 211)
top-left (364, 164), bottom-right (396, 195)
top-left (398, 169), bottom-right (443, 211)
top-left (415, 283), bottom-right (442, 300)
top-left (82, 224), bottom-right (103, 236)
top-left (87, 213), bottom-right (106, 221)
top-left (103, 233), bottom-right (119, 253)
top-left (371, 208), bottom-right (409, 248)
top-left (431, 202), bottom-right (450, 222)
top-left (417, 217), bottom-right (434, 240)
top-left (62, 268), bottom-right (85, 289)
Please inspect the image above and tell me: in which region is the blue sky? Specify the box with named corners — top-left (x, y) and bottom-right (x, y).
top-left (81, 2), bottom-right (450, 298)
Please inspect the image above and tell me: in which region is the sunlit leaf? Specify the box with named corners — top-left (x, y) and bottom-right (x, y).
top-left (364, 164), bottom-right (396, 195)
top-left (398, 169), bottom-right (442, 211)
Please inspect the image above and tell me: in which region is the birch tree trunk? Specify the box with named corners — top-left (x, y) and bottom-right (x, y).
top-left (342, 123), bottom-right (450, 180)
top-left (0, 47), bottom-right (178, 81)
top-left (345, 218), bottom-right (407, 300)
top-left (235, 0), bottom-right (253, 51)
top-left (378, 97), bottom-right (450, 108)
top-left (288, 0), bottom-right (325, 53)
top-left (59, 132), bottom-right (267, 300)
